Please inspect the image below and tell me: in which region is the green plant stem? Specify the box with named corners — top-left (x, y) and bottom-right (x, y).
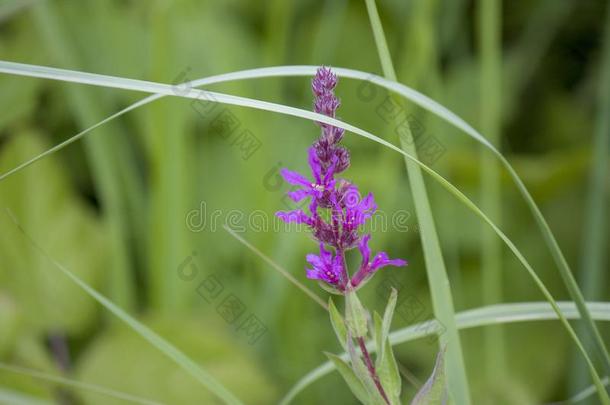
top-left (363, 1), bottom-right (472, 404)
top-left (479, 0), bottom-right (506, 380)
top-left (569, 1), bottom-right (610, 395)
top-left (357, 336), bottom-right (390, 405)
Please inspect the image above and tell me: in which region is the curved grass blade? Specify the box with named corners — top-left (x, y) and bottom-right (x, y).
top-left (1, 63), bottom-right (603, 380)
top-left (0, 363), bottom-right (164, 405)
top-left (222, 225), bottom-right (328, 310)
top-left (363, 1), bottom-right (470, 403)
top-left (6, 211), bottom-right (244, 405)
top-left (0, 60), bottom-right (606, 401)
top-left (280, 301), bottom-right (610, 404)
top-left (478, 0), bottom-right (507, 381)
top-left (0, 387), bottom-right (52, 405)
top-left (569, 1), bottom-right (610, 394)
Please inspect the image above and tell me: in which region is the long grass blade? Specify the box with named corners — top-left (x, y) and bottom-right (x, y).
top-left (0, 387), bottom-right (52, 405)
top-left (0, 363), bottom-right (165, 405)
top-left (222, 225), bottom-right (328, 311)
top-left (6, 211), bottom-right (244, 405)
top-left (0, 60), bottom-right (606, 401)
top-left (569, 1), bottom-right (610, 395)
top-left (363, 0), bottom-right (471, 403)
top-left (478, 0), bottom-right (506, 380)
top-left (279, 301), bottom-right (610, 404)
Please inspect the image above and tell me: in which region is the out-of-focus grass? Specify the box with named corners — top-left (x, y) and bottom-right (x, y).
top-left (0, 1), bottom-right (608, 404)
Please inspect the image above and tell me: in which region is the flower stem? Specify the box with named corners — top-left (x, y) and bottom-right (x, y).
top-left (357, 336), bottom-right (390, 405)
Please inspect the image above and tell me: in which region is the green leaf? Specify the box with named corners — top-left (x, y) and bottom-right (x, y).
top-left (9, 218), bottom-right (245, 405)
top-left (376, 288), bottom-right (397, 368)
top-left (373, 312), bottom-right (384, 358)
top-left (325, 352), bottom-right (368, 404)
top-left (411, 349), bottom-right (447, 405)
top-left (377, 338), bottom-right (401, 404)
top-left (345, 291), bottom-right (368, 338)
top-left (1, 60), bottom-right (607, 402)
top-left (347, 336), bottom-right (386, 405)
top-left (329, 298), bottom-right (348, 350)
top-left (362, 0), bottom-right (471, 402)
top-left (279, 301), bottom-right (610, 404)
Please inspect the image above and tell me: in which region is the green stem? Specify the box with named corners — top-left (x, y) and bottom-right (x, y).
top-left (363, 1), bottom-right (472, 404)
top-left (478, 0), bottom-right (506, 379)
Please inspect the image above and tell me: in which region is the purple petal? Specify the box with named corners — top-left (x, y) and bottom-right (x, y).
top-left (319, 243), bottom-right (333, 264)
top-left (358, 234), bottom-right (372, 265)
top-left (280, 168), bottom-right (310, 187)
top-left (276, 210), bottom-right (311, 225)
top-left (370, 252), bottom-right (408, 272)
top-left (308, 147), bottom-right (323, 183)
top-left (287, 189), bottom-right (311, 202)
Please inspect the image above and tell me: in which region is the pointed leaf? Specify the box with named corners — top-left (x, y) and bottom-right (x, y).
top-left (325, 352), bottom-right (369, 404)
top-left (410, 349), bottom-right (447, 405)
top-left (376, 288), bottom-right (398, 368)
top-left (347, 343), bottom-right (385, 405)
top-left (328, 298), bottom-right (348, 350)
top-left (377, 338), bottom-right (401, 403)
top-left (346, 291), bottom-right (368, 338)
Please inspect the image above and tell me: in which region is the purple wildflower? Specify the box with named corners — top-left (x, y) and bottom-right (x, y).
top-left (305, 243), bottom-right (346, 288)
top-left (276, 67), bottom-right (407, 292)
top-left (351, 235), bottom-right (408, 288)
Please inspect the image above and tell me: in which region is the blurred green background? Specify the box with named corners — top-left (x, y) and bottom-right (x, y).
top-left (0, 0), bottom-right (608, 404)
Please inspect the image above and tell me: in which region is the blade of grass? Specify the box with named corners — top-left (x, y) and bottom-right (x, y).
top-left (0, 61), bottom-right (606, 401)
top-left (0, 387), bottom-right (52, 405)
top-left (0, 363), bottom-right (165, 405)
top-left (279, 300), bottom-right (610, 404)
top-left (33, 3), bottom-right (137, 311)
top-left (569, 1), bottom-right (610, 395)
top-left (222, 225), bottom-right (328, 311)
top-left (6, 211), bottom-right (244, 405)
top-left (363, 1), bottom-right (471, 403)
top-left (478, 0), bottom-right (506, 380)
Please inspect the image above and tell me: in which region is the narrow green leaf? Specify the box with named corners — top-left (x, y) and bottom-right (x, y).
top-left (0, 362), bottom-right (164, 405)
top-left (373, 312), bottom-right (384, 361)
top-left (377, 338), bottom-right (401, 404)
top-left (325, 352), bottom-right (369, 404)
top-left (378, 288), bottom-right (397, 366)
top-left (279, 301), bottom-right (610, 404)
top-left (0, 60), bottom-right (606, 401)
top-left (346, 291), bottom-right (368, 339)
top-left (347, 336), bottom-right (386, 405)
top-left (8, 214), bottom-right (244, 405)
top-left (329, 298), bottom-right (348, 350)
top-left (410, 349), bottom-right (447, 405)
top-left (363, 0), bottom-right (471, 403)
top-left (0, 387), bottom-right (52, 405)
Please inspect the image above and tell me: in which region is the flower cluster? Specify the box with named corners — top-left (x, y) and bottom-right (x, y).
top-left (276, 67), bottom-right (407, 293)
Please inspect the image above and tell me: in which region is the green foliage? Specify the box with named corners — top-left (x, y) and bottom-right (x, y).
top-left (410, 350), bottom-right (447, 405)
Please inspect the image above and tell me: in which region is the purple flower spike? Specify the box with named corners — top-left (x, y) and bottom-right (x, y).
top-left (306, 244), bottom-right (345, 290)
top-left (275, 67), bottom-right (407, 294)
top-left (281, 148), bottom-right (336, 204)
top-left (351, 235), bottom-right (407, 288)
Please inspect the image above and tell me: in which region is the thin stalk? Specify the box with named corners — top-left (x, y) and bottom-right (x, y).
top-left (569, 1), bottom-right (610, 395)
top-left (32, 2), bottom-right (135, 310)
top-left (363, 1), bottom-right (472, 403)
top-left (357, 336), bottom-right (390, 405)
top-left (1, 60), bottom-right (607, 399)
top-left (479, 0), bottom-right (506, 379)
